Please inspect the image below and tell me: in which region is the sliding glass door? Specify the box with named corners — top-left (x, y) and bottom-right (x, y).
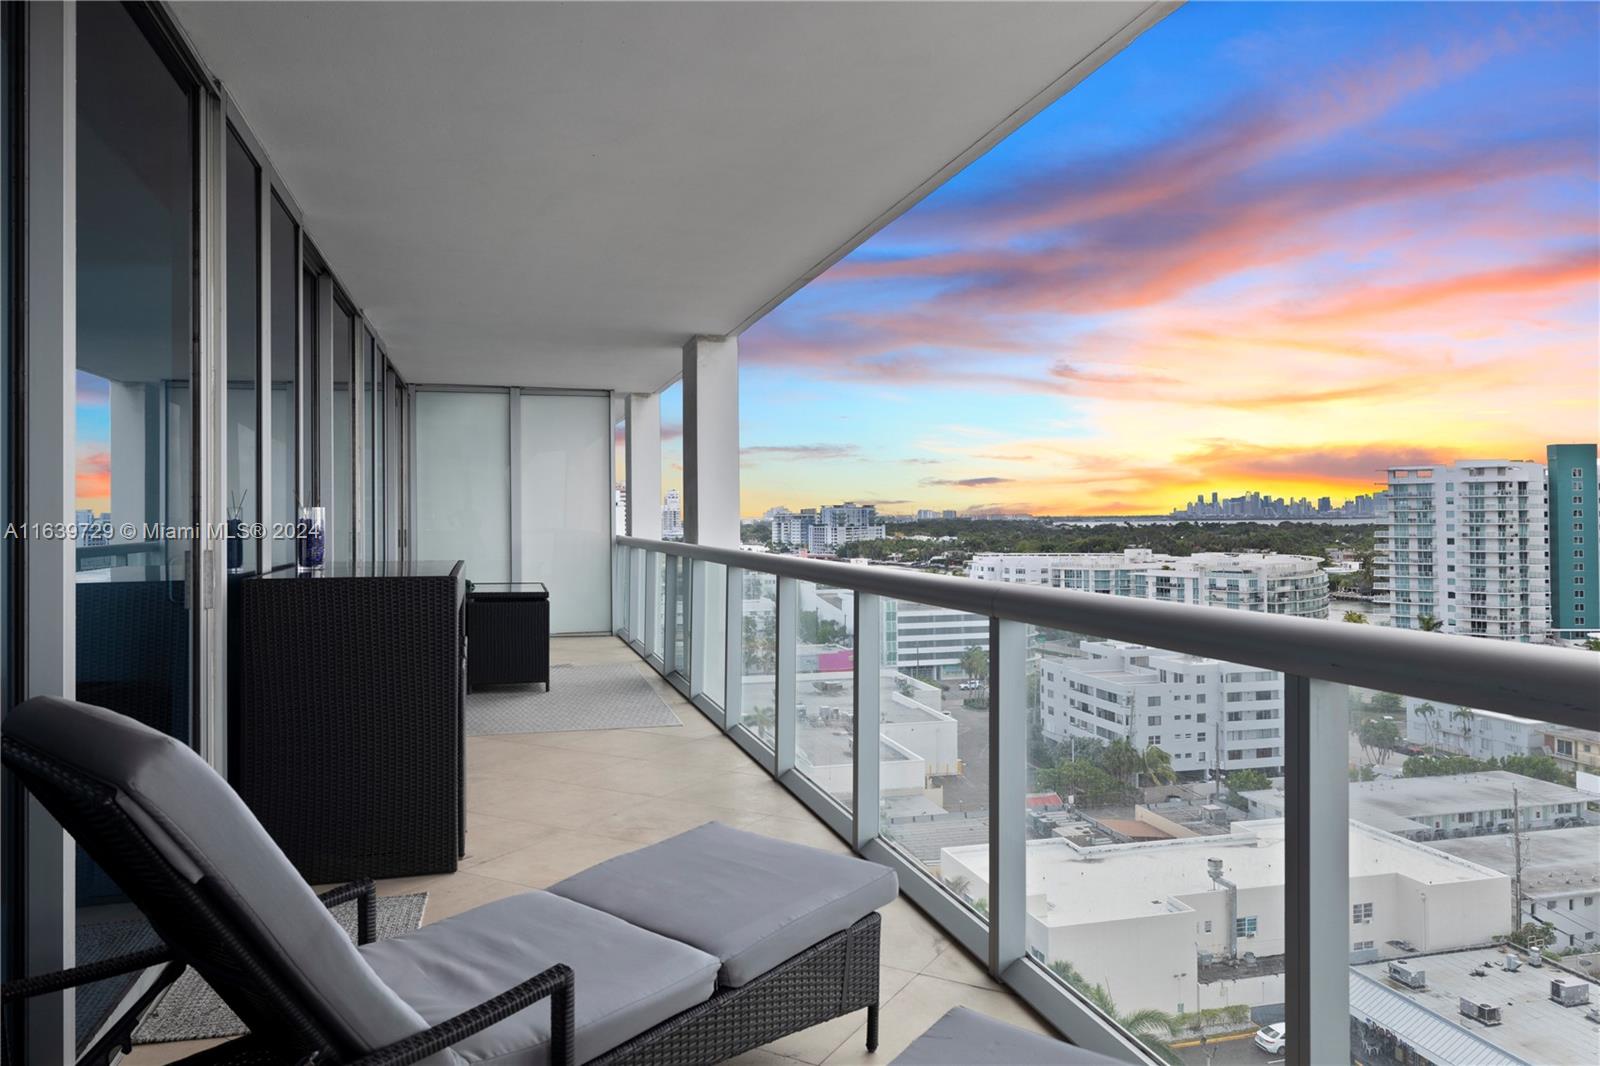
top-left (75, 0), bottom-right (199, 1046)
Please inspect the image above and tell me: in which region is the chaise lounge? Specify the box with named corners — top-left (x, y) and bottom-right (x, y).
top-left (0, 697), bottom-right (898, 1065)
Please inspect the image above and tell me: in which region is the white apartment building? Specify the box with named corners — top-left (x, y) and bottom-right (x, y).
top-left (969, 548), bottom-right (1330, 618)
top-left (885, 601), bottom-right (990, 678)
top-left (967, 553), bottom-right (1064, 586)
top-left (803, 522), bottom-right (886, 553)
top-left (939, 819), bottom-right (1511, 1015)
top-left (1403, 700), bottom-right (1547, 761)
top-left (1039, 640), bottom-right (1283, 775)
top-left (1378, 460), bottom-right (1550, 641)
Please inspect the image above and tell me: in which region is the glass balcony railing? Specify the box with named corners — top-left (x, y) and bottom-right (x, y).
top-left (612, 535), bottom-right (1600, 1066)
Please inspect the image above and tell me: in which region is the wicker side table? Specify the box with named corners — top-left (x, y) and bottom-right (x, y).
top-left (466, 582), bottom-right (550, 691)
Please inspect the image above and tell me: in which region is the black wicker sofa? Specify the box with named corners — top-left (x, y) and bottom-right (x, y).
top-left (1, 697), bottom-right (895, 1066)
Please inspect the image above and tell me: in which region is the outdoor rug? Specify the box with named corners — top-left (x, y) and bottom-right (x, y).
top-left (77, 893), bottom-right (429, 1044)
top-left (465, 662), bottom-right (682, 736)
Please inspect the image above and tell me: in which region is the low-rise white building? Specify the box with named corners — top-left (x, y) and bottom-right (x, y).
top-left (1039, 640), bottom-right (1283, 775)
top-left (969, 548), bottom-right (1330, 618)
top-left (939, 819), bottom-right (1511, 1016)
top-left (1239, 772), bottom-right (1595, 840)
top-left (1430, 826), bottom-right (1600, 952)
top-left (1403, 701), bottom-right (1549, 761)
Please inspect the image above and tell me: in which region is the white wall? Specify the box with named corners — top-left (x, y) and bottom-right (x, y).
top-left (518, 393), bottom-right (613, 632)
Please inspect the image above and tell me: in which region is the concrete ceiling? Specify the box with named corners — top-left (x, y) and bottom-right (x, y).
top-left (173, 1), bottom-right (1166, 391)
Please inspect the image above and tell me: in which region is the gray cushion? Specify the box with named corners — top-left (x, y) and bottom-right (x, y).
top-left (362, 890), bottom-right (720, 1065)
top-left (892, 1007), bottom-right (1121, 1065)
top-left (549, 821), bottom-right (897, 987)
top-left (3, 697), bottom-right (432, 1057)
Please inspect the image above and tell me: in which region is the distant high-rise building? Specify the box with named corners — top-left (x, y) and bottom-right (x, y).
top-left (662, 488), bottom-right (683, 540)
top-left (1547, 443), bottom-right (1597, 638)
top-left (942, 509), bottom-right (958, 520)
top-left (613, 484), bottom-right (628, 534)
top-left (1378, 460), bottom-right (1549, 641)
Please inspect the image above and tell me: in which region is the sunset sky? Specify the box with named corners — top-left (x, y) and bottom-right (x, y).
top-left (722, 1), bottom-right (1599, 518)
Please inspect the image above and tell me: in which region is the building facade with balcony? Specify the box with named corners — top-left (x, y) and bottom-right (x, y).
top-left (1038, 640), bottom-right (1285, 775)
top-left (1547, 443), bottom-right (1597, 640)
top-left (970, 548), bottom-right (1330, 618)
top-left (1379, 460), bottom-right (1551, 641)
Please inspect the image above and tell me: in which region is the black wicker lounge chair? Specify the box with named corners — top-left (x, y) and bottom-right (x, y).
top-left (1, 696), bottom-right (893, 1065)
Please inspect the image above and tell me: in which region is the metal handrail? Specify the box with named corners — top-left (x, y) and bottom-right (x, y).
top-left (617, 536), bottom-right (1598, 729)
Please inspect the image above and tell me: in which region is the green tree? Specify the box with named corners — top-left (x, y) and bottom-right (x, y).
top-left (1450, 706), bottom-right (1475, 753)
top-left (1036, 758), bottom-right (1128, 808)
top-left (1416, 613), bottom-right (1444, 632)
top-left (959, 645), bottom-right (989, 681)
top-left (1342, 610), bottom-right (1368, 624)
top-left (1414, 702), bottom-right (1440, 750)
top-left (1047, 960), bottom-right (1182, 1064)
top-left (1584, 638), bottom-right (1600, 652)
top-left (1350, 764), bottom-right (1377, 781)
top-left (1358, 716), bottom-right (1402, 764)
top-left (1501, 753), bottom-right (1575, 786)
top-left (1141, 745), bottom-right (1177, 786)
top-left (1368, 691), bottom-right (1404, 716)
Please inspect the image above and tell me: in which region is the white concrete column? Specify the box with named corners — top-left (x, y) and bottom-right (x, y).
top-left (682, 335), bottom-right (739, 547)
top-left (625, 392), bottom-right (662, 539)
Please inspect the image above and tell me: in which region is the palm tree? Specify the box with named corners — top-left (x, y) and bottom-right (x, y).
top-left (1048, 960), bottom-right (1181, 1063)
top-left (1416, 613), bottom-right (1444, 633)
top-left (1415, 702), bottom-right (1439, 751)
top-left (942, 875), bottom-right (971, 900)
top-left (1342, 610), bottom-right (1368, 624)
top-left (1140, 745), bottom-right (1177, 786)
top-left (1450, 706), bottom-right (1475, 755)
top-left (1102, 738), bottom-right (1144, 787)
top-left (742, 704), bottom-right (775, 740)
top-left (959, 645), bottom-right (989, 683)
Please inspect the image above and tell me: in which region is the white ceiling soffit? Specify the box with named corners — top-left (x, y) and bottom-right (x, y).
top-left (172, 1), bottom-right (1170, 391)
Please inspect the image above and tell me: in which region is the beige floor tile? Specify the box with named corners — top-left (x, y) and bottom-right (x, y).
top-left (875, 897), bottom-right (947, 975)
top-left (820, 974), bottom-right (1055, 1065)
top-left (465, 777), bottom-right (638, 827)
top-left (919, 940), bottom-right (1002, 990)
top-left (459, 812), bottom-right (559, 869)
top-left (740, 813), bottom-right (853, 853)
top-left (375, 869), bottom-right (530, 925)
top-left (587, 796), bottom-right (758, 844)
top-left (664, 773), bottom-right (815, 817)
top-left (469, 828), bottom-right (639, 888)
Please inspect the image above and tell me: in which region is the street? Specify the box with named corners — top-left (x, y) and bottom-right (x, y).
top-left (1174, 1032), bottom-right (1281, 1066)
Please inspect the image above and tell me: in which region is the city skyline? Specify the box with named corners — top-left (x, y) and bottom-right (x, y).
top-left (730, 1), bottom-right (1599, 518)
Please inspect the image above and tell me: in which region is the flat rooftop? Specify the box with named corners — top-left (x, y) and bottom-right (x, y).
top-left (1430, 825), bottom-right (1600, 898)
top-left (1241, 772), bottom-right (1595, 834)
top-left (1352, 949), bottom-right (1600, 1066)
top-left (944, 819), bottom-right (1503, 927)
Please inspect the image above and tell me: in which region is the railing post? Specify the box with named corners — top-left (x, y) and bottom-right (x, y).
top-left (662, 554), bottom-right (680, 675)
top-left (724, 566), bottom-right (744, 731)
top-left (989, 617), bottom-right (1026, 978)
top-left (775, 575), bottom-right (798, 776)
top-left (687, 558), bottom-right (708, 698)
top-left (629, 547), bottom-right (645, 645)
top-left (643, 551), bottom-right (661, 658)
top-left (853, 593), bottom-right (883, 850)
top-left (1284, 675), bottom-right (1350, 1066)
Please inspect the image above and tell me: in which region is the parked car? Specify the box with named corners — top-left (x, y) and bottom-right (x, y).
top-left (1253, 1023), bottom-right (1287, 1054)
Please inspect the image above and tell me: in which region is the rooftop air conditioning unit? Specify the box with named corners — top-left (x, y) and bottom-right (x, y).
top-left (1459, 999), bottom-right (1503, 1026)
top-left (1504, 956), bottom-right (1520, 972)
top-left (1551, 978), bottom-right (1592, 1008)
top-left (1388, 962), bottom-right (1427, 990)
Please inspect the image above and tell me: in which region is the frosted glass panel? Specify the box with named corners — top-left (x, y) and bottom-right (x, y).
top-left (415, 391), bottom-right (510, 581)
top-left (519, 394), bottom-right (611, 633)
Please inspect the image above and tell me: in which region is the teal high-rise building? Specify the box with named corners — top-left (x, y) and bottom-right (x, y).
top-left (1547, 443), bottom-right (1598, 638)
